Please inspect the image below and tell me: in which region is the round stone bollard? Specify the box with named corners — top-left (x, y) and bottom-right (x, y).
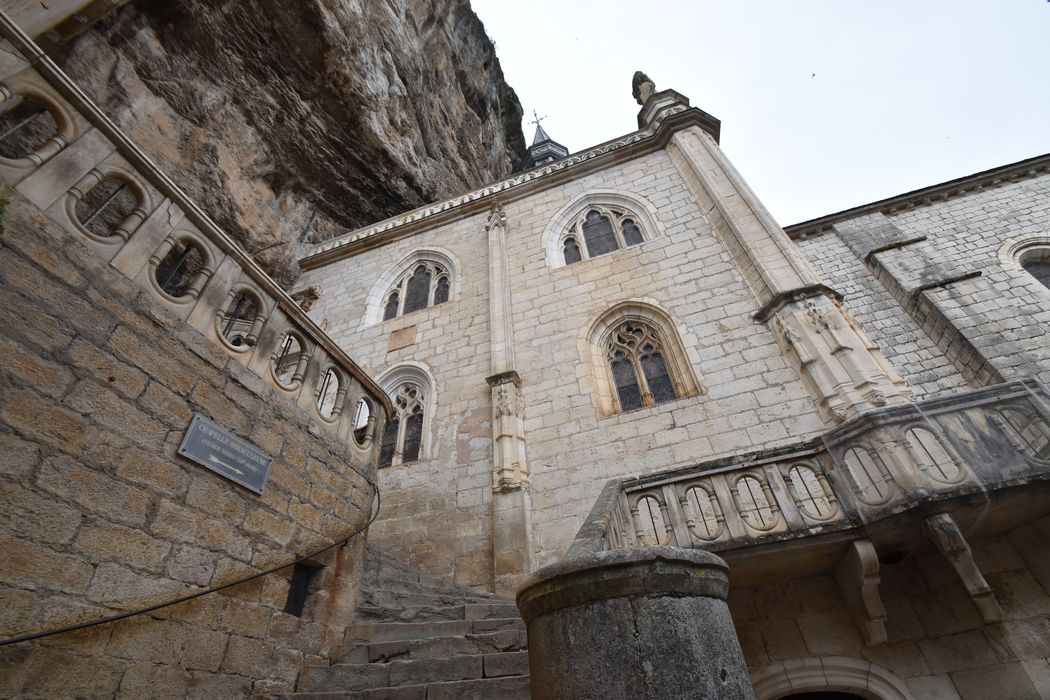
top-left (516, 547), bottom-right (755, 699)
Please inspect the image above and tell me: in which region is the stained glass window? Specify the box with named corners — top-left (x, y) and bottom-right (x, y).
top-left (581, 210), bottom-right (618, 257)
top-left (622, 218), bottom-right (643, 246)
top-left (562, 206), bottom-right (648, 265)
top-left (378, 417), bottom-right (399, 468)
top-left (383, 291), bottom-right (400, 320)
top-left (606, 321), bottom-right (679, 412)
top-left (563, 236), bottom-right (582, 264)
top-left (434, 276), bottom-right (450, 305)
top-left (378, 383), bottom-right (427, 467)
top-left (403, 265), bottom-right (431, 314)
top-left (380, 261), bottom-right (450, 320)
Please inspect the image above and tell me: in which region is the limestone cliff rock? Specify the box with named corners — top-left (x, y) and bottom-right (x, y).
top-left (55, 0), bottom-right (526, 285)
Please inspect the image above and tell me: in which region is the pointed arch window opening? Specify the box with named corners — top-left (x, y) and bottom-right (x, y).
top-left (381, 261), bottom-right (450, 321)
top-left (606, 322), bottom-right (679, 413)
top-left (378, 382), bottom-right (426, 468)
top-left (562, 206), bottom-right (647, 266)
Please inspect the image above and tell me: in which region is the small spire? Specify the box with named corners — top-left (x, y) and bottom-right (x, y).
top-left (531, 122), bottom-right (552, 146)
top-left (529, 110), bottom-right (551, 145)
top-left (525, 109), bottom-right (568, 168)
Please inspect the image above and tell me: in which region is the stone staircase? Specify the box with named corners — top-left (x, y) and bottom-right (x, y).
top-left (284, 547), bottom-right (531, 699)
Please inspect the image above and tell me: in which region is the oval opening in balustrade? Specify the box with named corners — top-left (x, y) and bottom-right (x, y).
top-left (0, 95), bottom-right (57, 160)
top-left (999, 409), bottom-right (1050, 461)
top-left (635, 495), bottom-right (668, 546)
top-left (316, 368), bottom-right (341, 420)
top-left (905, 427), bottom-right (962, 484)
top-left (734, 475), bottom-right (778, 530)
top-left (155, 239), bottom-right (206, 299)
top-left (220, 291), bottom-right (259, 348)
top-left (75, 175), bottom-right (138, 239)
top-left (272, 332), bottom-right (304, 387)
top-left (787, 464), bottom-right (835, 519)
top-left (842, 447), bottom-right (893, 504)
top-left (682, 485), bottom-right (722, 540)
top-left (353, 397), bottom-right (372, 447)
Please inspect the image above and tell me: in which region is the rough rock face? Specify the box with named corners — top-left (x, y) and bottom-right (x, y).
top-left (55, 0), bottom-right (526, 285)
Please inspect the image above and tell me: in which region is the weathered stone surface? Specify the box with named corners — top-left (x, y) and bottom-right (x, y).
top-left (517, 547), bottom-right (754, 699)
top-left (57, 0), bottom-right (525, 285)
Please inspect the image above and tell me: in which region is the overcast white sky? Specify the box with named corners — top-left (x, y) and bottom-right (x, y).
top-left (472, 1), bottom-right (1050, 226)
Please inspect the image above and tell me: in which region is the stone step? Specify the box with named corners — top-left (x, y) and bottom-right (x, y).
top-left (280, 673), bottom-right (530, 699)
top-left (346, 617), bottom-right (525, 645)
top-left (358, 590), bottom-right (508, 610)
top-left (359, 575), bottom-right (505, 601)
top-left (299, 651), bottom-right (529, 693)
top-left (353, 603), bottom-right (520, 624)
top-left (338, 630), bottom-right (528, 664)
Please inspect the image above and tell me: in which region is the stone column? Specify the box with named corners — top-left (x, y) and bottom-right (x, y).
top-left (485, 204), bottom-right (534, 595)
top-left (516, 547), bottom-right (755, 700)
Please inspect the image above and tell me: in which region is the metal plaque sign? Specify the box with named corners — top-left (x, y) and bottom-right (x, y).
top-left (177, 414), bottom-right (274, 494)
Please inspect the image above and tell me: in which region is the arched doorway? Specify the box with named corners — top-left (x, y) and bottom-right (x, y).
top-left (751, 656), bottom-right (915, 700)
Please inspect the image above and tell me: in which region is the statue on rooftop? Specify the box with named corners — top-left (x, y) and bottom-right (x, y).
top-left (632, 71), bottom-right (656, 105)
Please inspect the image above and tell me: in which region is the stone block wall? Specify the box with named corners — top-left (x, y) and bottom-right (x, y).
top-left (794, 169), bottom-right (1050, 396)
top-left (301, 146), bottom-right (827, 586)
top-left (0, 44), bottom-right (389, 697)
top-left (794, 231), bottom-right (970, 399)
top-left (0, 186), bottom-right (375, 697)
top-left (734, 514), bottom-right (1050, 698)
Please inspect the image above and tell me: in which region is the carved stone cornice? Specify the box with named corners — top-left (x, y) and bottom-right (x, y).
top-left (786, 152), bottom-right (1050, 241)
top-left (752, 283), bottom-right (843, 323)
top-left (299, 107), bottom-right (721, 270)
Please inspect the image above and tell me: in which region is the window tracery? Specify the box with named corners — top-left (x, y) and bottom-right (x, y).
top-left (378, 382), bottom-right (426, 468)
top-left (562, 206), bottom-right (646, 265)
top-left (381, 261), bottom-right (450, 320)
top-left (606, 321), bottom-right (678, 412)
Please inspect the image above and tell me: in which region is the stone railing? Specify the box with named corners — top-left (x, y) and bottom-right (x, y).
top-left (569, 379), bottom-right (1050, 557)
top-left (0, 18), bottom-right (392, 444)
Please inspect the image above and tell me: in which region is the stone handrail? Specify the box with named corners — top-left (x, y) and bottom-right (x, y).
top-left (0, 14), bottom-right (393, 442)
top-left (568, 379), bottom-right (1050, 555)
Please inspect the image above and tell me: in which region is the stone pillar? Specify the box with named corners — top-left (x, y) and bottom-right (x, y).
top-left (516, 547), bottom-right (755, 700)
top-left (485, 204), bottom-right (534, 594)
top-left (667, 116), bottom-right (910, 421)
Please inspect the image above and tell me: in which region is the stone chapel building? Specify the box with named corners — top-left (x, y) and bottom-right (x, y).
top-left (296, 74), bottom-right (1050, 696)
top-left (2, 3), bottom-right (1050, 696)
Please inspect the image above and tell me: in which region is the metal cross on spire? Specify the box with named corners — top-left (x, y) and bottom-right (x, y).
top-left (529, 109), bottom-right (547, 128)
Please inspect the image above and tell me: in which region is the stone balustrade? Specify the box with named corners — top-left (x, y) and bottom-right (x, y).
top-left (571, 379), bottom-right (1050, 558)
top-left (0, 23), bottom-right (392, 443)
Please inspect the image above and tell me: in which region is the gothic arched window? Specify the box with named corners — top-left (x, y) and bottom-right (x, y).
top-left (606, 321), bottom-right (679, 412)
top-left (588, 303), bottom-right (701, 417)
top-left (561, 206), bottom-right (647, 265)
top-left (380, 261), bottom-right (451, 320)
top-left (378, 382), bottom-right (427, 468)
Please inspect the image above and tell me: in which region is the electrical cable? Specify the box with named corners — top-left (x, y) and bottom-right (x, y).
top-left (0, 478), bottom-right (380, 647)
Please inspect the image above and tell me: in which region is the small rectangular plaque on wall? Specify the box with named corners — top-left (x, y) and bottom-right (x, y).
top-left (177, 414), bottom-right (274, 494)
top-left (388, 324), bottom-right (417, 352)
